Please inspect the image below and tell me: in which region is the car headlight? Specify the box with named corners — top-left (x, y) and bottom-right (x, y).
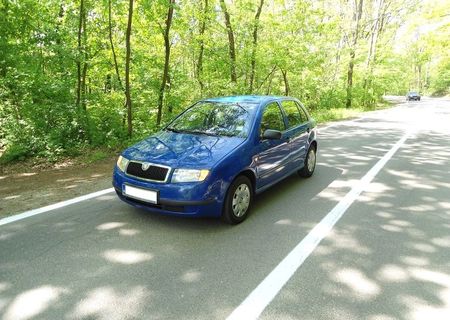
top-left (116, 155), bottom-right (129, 172)
top-left (171, 169), bottom-right (209, 183)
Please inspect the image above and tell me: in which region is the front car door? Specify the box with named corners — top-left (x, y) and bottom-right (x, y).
top-left (255, 102), bottom-right (290, 189)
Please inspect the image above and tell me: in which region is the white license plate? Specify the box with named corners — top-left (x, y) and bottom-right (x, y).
top-left (123, 185), bottom-right (158, 204)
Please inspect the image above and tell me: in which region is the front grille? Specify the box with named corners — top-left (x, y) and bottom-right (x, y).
top-left (126, 161), bottom-right (169, 182)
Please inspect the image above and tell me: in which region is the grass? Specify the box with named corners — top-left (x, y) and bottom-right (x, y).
top-left (311, 99), bottom-right (393, 124)
top-left (311, 107), bottom-right (366, 124)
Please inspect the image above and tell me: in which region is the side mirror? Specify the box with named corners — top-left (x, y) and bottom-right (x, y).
top-left (262, 129), bottom-right (282, 140)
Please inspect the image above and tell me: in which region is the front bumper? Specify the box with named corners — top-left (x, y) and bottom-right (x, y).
top-left (112, 166), bottom-right (223, 217)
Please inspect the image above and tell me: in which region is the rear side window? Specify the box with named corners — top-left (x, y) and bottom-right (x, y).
top-left (296, 102), bottom-right (309, 123)
top-left (260, 102), bottom-right (285, 134)
top-left (281, 100), bottom-right (304, 128)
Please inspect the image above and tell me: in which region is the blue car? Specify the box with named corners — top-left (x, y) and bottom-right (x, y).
top-left (113, 95), bottom-right (317, 224)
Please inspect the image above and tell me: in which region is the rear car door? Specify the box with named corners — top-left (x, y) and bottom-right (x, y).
top-left (280, 100), bottom-right (310, 170)
top-left (255, 102), bottom-right (290, 189)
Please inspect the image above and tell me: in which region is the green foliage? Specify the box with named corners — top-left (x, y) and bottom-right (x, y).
top-left (0, 0), bottom-right (446, 164)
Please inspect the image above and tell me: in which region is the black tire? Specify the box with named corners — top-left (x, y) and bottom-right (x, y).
top-left (222, 175), bottom-right (253, 225)
top-left (298, 145), bottom-right (317, 178)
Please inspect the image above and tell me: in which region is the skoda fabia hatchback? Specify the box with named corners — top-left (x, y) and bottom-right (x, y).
top-left (113, 96), bottom-right (317, 224)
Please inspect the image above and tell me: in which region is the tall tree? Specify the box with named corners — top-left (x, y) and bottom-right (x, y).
top-left (76, 0), bottom-right (86, 108)
top-left (249, 0), bottom-right (264, 93)
top-left (156, 0), bottom-right (175, 126)
top-left (196, 0), bottom-right (208, 95)
top-left (108, 0), bottom-right (123, 91)
top-left (125, 0), bottom-right (134, 137)
top-left (219, 0), bottom-right (237, 83)
top-left (346, 0), bottom-right (364, 108)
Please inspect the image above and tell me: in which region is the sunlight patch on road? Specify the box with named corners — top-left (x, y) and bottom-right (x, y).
top-left (377, 264), bottom-right (409, 282)
top-left (102, 249), bottom-right (153, 264)
top-left (3, 286), bottom-right (67, 320)
top-left (334, 268), bottom-right (381, 300)
top-left (70, 286), bottom-right (149, 320)
top-left (406, 268), bottom-right (450, 320)
top-left (96, 222), bottom-right (126, 231)
top-left (181, 270), bottom-right (202, 283)
top-left (3, 195), bottom-right (21, 200)
top-left (119, 228), bottom-right (140, 236)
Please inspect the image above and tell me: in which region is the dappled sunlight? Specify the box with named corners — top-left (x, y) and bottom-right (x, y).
top-left (17, 173), bottom-right (36, 177)
top-left (405, 269), bottom-right (450, 320)
top-left (96, 222), bottom-right (126, 231)
top-left (119, 228), bottom-right (140, 236)
top-left (377, 265), bottom-right (409, 282)
top-left (3, 286), bottom-right (67, 320)
top-left (275, 219), bottom-right (294, 225)
top-left (380, 224), bottom-right (404, 233)
top-left (69, 286), bottom-right (150, 320)
top-left (410, 243), bottom-right (436, 253)
top-left (102, 249), bottom-right (153, 264)
top-left (400, 256), bottom-right (430, 267)
top-left (430, 236), bottom-right (450, 248)
top-left (334, 268), bottom-right (381, 300)
top-left (181, 270), bottom-right (202, 283)
top-left (3, 195), bottom-right (20, 200)
top-left (96, 194), bottom-right (116, 201)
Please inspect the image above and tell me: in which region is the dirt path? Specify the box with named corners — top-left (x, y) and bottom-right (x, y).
top-left (0, 156), bottom-right (118, 218)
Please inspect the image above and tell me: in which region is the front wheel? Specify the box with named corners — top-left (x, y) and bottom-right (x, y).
top-left (222, 176), bottom-right (253, 225)
top-left (298, 146), bottom-right (317, 178)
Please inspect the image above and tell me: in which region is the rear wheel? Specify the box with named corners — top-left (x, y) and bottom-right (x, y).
top-left (298, 145), bottom-right (316, 178)
top-left (222, 176), bottom-right (253, 225)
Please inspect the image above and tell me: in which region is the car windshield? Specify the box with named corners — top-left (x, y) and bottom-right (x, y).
top-left (166, 101), bottom-right (257, 137)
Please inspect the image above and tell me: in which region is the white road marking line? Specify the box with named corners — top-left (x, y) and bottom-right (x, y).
top-left (0, 188), bottom-right (114, 226)
top-left (226, 131), bottom-right (411, 320)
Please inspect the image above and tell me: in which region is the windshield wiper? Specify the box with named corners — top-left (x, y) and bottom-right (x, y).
top-left (165, 127), bottom-right (182, 133)
top-left (166, 127), bottom-right (216, 136)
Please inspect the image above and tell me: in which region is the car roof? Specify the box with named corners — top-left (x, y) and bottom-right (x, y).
top-left (202, 95), bottom-right (291, 105)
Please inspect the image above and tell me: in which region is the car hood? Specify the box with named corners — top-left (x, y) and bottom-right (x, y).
top-left (123, 131), bottom-right (246, 168)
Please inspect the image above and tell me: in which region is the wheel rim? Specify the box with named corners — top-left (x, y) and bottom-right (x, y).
top-left (307, 149), bottom-right (316, 172)
top-left (232, 184), bottom-right (250, 217)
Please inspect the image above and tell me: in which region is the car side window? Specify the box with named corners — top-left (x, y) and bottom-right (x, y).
top-left (281, 100), bottom-right (304, 128)
top-left (260, 102), bottom-right (285, 136)
top-left (295, 102), bottom-right (309, 123)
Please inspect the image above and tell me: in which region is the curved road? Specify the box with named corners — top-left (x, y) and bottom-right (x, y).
top-left (1, 97), bottom-right (449, 320)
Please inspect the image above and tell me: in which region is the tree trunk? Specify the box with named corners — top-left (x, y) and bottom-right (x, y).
top-left (196, 0), bottom-right (208, 95)
top-left (76, 0), bottom-right (84, 108)
top-left (219, 0), bottom-right (237, 83)
top-left (249, 0), bottom-right (264, 93)
top-left (81, 7), bottom-right (88, 111)
top-left (156, 0), bottom-right (175, 127)
top-left (363, 0), bottom-right (383, 91)
top-left (281, 68), bottom-right (289, 96)
top-left (345, 0), bottom-right (364, 108)
top-left (108, 0), bottom-right (123, 91)
top-left (125, 0), bottom-right (134, 137)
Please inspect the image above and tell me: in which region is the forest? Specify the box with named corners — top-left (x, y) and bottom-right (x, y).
top-left (0, 0), bottom-right (449, 164)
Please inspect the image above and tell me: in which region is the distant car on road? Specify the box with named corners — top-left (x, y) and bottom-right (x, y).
top-left (406, 91), bottom-right (421, 101)
top-left (113, 95), bottom-right (318, 224)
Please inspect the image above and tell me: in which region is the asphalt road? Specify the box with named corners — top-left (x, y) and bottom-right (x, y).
top-left (1, 97), bottom-right (449, 320)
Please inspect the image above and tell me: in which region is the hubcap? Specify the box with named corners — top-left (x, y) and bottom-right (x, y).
top-left (307, 149), bottom-right (316, 172)
top-left (232, 184), bottom-right (250, 217)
